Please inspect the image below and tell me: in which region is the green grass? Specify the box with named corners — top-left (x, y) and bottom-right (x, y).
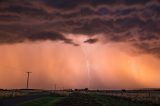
top-left (0, 91), bottom-right (27, 100)
top-left (15, 93), bottom-right (160, 106)
top-left (17, 96), bottom-right (64, 106)
top-left (91, 94), bottom-right (159, 106)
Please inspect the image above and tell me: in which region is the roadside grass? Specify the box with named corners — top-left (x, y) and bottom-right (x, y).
top-left (6, 92), bottom-right (160, 106)
top-left (17, 96), bottom-right (64, 106)
top-left (91, 94), bottom-right (159, 106)
top-left (0, 91), bottom-right (28, 100)
top-left (54, 92), bottom-right (102, 106)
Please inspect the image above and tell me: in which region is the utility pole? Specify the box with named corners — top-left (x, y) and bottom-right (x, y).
top-left (54, 84), bottom-right (57, 91)
top-left (26, 72), bottom-right (32, 89)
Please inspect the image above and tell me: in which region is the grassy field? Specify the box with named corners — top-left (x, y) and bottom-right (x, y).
top-left (17, 96), bottom-right (64, 106)
top-left (20, 92), bottom-right (158, 106)
top-left (0, 90), bottom-right (27, 99)
top-left (54, 92), bottom-right (160, 106)
top-left (92, 94), bottom-right (159, 106)
top-left (109, 92), bottom-right (160, 104)
top-left (0, 90), bottom-right (65, 106)
top-left (55, 92), bottom-right (101, 106)
top-left (0, 90), bottom-right (160, 106)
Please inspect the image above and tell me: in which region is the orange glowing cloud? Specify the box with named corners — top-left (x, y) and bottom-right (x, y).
top-left (0, 35), bottom-right (160, 90)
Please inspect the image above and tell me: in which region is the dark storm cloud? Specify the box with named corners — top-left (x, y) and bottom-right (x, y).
top-left (84, 38), bottom-right (98, 44)
top-left (134, 41), bottom-right (160, 57)
top-left (0, 14), bottom-right (19, 22)
top-left (43, 0), bottom-right (153, 9)
top-left (28, 32), bottom-right (69, 41)
top-left (0, 30), bottom-right (76, 45)
top-left (0, 0), bottom-right (159, 56)
top-left (29, 31), bottom-right (78, 45)
top-left (3, 5), bottom-right (47, 15)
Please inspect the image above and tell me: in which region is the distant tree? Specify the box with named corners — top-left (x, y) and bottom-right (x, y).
top-left (122, 89), bottom-right (126, 95)
top-left (75, 89), bottom-right (78, 91)
top-left (84, 88), bottom-right (88, 91)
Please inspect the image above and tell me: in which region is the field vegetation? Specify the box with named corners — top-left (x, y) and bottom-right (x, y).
top-left (0, 89), bottom-right (160, 106)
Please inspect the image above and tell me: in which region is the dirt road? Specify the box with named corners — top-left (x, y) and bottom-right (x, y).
top-left (0, 94), bottom-right (45, 106)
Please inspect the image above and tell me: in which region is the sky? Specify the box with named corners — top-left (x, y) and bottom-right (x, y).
top-left (0, 0), bottom-right (160, 90)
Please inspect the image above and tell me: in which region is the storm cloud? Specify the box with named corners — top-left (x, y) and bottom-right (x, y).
top-left (84, 38), bottom-right (98, 44)
top-left (0, 0), bottom-right (160, 56)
